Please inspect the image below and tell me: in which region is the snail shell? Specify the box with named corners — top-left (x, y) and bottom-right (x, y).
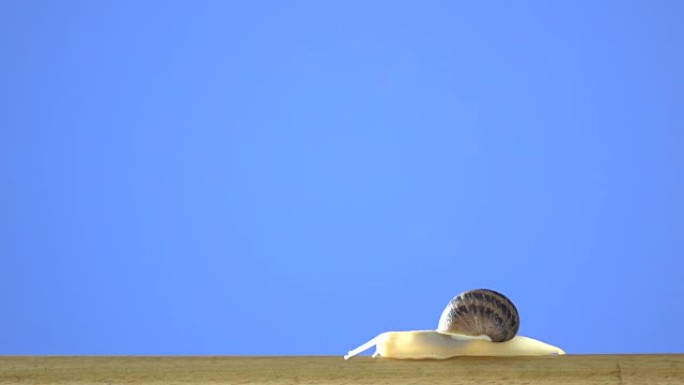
top-left (437, 289), bottom-right (520, 342)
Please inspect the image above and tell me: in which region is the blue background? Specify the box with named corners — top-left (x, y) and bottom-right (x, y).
top-left (1, 1), bottom-right (682, 355)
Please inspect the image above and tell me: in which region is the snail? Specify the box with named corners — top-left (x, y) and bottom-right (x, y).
top-left (344, 289), bottom-right (565, 359)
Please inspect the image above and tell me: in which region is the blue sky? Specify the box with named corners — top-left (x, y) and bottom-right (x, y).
top-left (1, 1), bottom-right (682, 355)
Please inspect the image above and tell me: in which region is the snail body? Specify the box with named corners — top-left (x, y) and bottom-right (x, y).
top-left (344, 289), bottom-right (565, 359)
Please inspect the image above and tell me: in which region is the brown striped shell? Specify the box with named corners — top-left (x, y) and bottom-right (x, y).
top-left (437, 289), bottom-right (520, 342)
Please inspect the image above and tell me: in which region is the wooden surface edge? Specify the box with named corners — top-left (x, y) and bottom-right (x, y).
top-left (1, 355), bottom-right (682, 384)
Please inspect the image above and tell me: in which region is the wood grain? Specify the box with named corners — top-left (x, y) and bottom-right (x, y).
top-left (1, 355), bottom-right (682, 385)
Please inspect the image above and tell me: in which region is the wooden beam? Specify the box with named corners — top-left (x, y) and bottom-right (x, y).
top-left (1, 355), bottom-right (682, 384)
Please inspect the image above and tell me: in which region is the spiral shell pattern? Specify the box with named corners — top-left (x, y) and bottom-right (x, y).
top-left (437, 289), bottom-right (520, 342)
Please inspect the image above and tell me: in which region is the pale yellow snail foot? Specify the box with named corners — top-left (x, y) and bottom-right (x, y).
top-left (344, 330), bottom-right (565, 360)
